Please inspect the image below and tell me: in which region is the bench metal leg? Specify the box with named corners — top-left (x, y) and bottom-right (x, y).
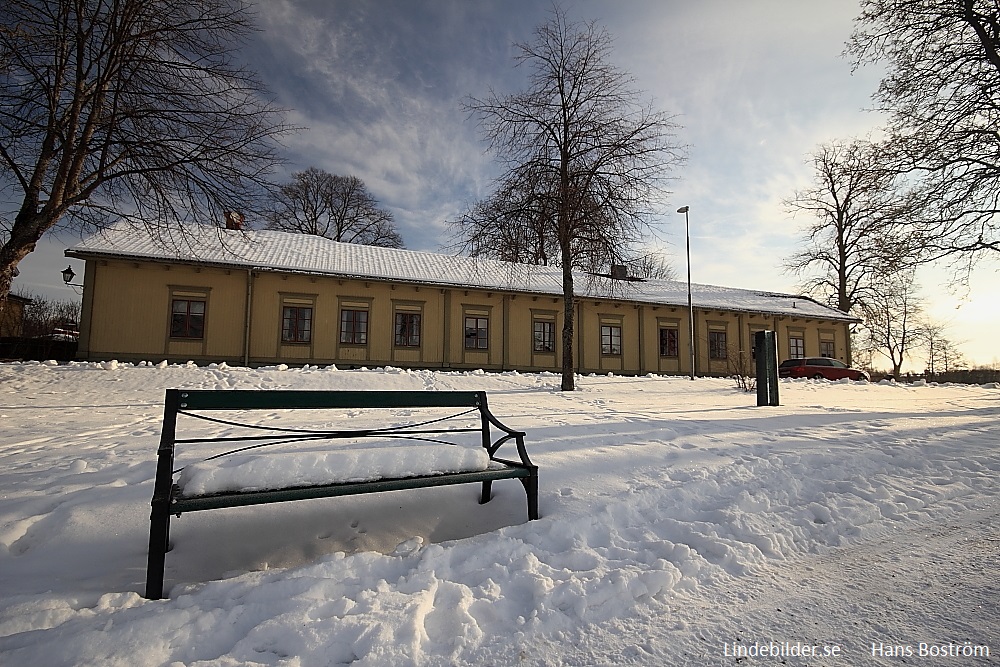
top-left (145, 500), bottom-right (171, 600)
top-left (482, 477), bottom-right (538, 520)
top-left (520, 475), bottom-right (539, 520)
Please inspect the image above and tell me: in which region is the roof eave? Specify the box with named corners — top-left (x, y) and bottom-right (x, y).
top-left (65, 248), bottom-right (561, 297)
top-left (66, 248), bottom-right (858, 324)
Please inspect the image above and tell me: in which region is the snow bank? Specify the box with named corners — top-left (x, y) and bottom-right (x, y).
top-left (0, 363), bottom-right (996, 665)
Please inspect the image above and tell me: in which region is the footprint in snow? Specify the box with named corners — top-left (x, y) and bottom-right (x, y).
top-left (393, 536), bottom-right (423, 556)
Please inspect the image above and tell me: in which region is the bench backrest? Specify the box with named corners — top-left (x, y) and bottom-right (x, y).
top-left (168, 389), bottom-right (488, 411)
top-left (153, 389), bottom-right (511, 504)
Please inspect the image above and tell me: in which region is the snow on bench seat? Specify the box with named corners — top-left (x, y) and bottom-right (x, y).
top-left (176, 444), bottom-right (492, 497)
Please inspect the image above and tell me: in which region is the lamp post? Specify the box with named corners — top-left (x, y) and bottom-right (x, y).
top-left (676, 206), bottom-right (695, 380)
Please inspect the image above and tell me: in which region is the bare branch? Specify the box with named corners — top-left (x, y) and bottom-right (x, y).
top-left (847, 0), bottom-right (1000, 271)
top-left (0, 0), bottom-right (294, 307)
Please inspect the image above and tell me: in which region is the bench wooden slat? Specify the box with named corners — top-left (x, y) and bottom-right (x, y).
top-left (173, 389), bottom-right (486, 410)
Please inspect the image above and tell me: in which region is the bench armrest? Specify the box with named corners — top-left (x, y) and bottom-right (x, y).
top-left (480, 400), bottom-right (533, 468)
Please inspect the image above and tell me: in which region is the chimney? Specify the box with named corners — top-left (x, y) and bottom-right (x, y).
top-left (224, 210), bottom-right (244, 230)
top-left (610, 264), bottom-right (628, 280)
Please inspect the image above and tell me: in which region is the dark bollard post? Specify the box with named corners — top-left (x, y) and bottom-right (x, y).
top-left (755, 330), bottom-right (780, 407)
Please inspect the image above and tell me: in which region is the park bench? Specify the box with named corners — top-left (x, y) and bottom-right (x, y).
top-left (145, 389), bottom-right (538, 599)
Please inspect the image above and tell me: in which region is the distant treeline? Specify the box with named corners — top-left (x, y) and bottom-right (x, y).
top-left (871, 369), bottom-right (1000, 385)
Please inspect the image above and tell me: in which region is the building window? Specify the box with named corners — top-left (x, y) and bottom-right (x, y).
top-left (601, 324), bottom-right (622, 355)
top-left (709, 330), bottom-right (727, 360)
top-left (533, 320), bottom-right (555, 352)
top-left (464, 316), bottom-right (489, 349)
top-left (789, 336), bottom-right (805, 358)
top-left (659, 327), bottom-right (679, 357)
top-left (340, 309), bottom-right (368, 345)
top-left (394, 312), bottom-right (421, 347)
top-left (820, 340), bottom-right (835, 358)
top-left (281, 306), bottom-right (312, 343)
top-left (170, 299), bottom-right (205, 339)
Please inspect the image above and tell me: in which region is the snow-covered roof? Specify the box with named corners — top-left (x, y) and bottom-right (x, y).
top-left (67, 222), bottom-right (855, 322)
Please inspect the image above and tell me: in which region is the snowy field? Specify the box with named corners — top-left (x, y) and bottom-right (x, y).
top-left (0, 362), bottom-right (997, 666)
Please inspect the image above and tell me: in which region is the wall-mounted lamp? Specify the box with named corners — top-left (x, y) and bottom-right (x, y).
top-left (61, 265), bottom-right (83, 289)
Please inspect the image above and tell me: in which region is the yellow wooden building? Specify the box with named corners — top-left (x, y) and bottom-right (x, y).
top-left (0, 293), bottom-right (31, 338)
top-left (66, 223), bottom-right (857, 375)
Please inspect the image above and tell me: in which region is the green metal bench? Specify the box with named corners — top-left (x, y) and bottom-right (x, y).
top-left (145, 389), bottom-right (538, 600)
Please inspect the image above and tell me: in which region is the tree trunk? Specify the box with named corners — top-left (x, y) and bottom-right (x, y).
top-left (559, 147), bottom-right (575, 392)
top-left (560, 260), bottom-right (575, 391)
top-left (0, 208), bottom-right (52, 305)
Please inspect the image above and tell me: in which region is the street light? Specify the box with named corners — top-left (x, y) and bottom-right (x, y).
top-left (676, 206), bottom-right (696, 380)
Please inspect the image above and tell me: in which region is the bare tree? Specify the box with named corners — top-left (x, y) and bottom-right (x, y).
top-left (784, 140), bottom-right (918, 315)
top-left (922, 319), bottom-right (946, 375)
top-left (936, 337), bottom-right (967, 373)
top-left (265, 168), bottom-right (403, 248)
top-left (922, 319), bottom-right (967, 374)
top-left (13, 290), bottom-right (80, 338)
top-left (458, 7), bottom-right (684, 390)
top-left (0, 0), bottom-right (292, 313)
top-left (860, 270), bottom-right (925, 377)
top-left (627, 251), bottom-right (677, 281)
top-left (727, 343), bottom-right (757, 393)
top-left (848, 0), bottom-right (1000, 274)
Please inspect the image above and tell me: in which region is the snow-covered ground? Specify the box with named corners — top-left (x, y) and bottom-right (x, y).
top-left (0, 362), bottom-right (996, 666)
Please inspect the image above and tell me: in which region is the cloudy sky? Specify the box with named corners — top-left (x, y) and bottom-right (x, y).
top-left (15, 0), bottom-right (1000, 368)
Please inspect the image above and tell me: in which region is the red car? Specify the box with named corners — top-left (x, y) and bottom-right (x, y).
top-left (778, 357), bottom-right (870, 382)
